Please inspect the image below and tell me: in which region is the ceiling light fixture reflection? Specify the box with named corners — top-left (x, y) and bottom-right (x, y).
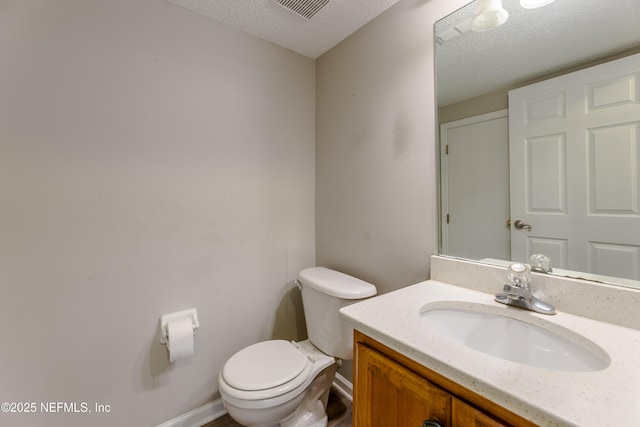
top-left (520, 0), bottom-right (556, 9)
top-left (471, 0), bottom-right (509, 32)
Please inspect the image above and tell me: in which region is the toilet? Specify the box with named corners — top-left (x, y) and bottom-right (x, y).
top-left (218, 267), bottom-right (377, 427)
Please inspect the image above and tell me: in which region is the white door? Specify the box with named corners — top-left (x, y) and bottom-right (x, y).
top-left (441, 110), bottom-right (510, 261)
top-left (509, 53), bottom-right (640, 280)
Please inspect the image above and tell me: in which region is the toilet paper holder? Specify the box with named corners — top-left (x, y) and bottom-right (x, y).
top-left (159, 308), bottom-right (199, 345)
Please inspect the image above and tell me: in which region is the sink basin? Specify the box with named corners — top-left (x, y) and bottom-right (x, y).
top-left (420, 304), bottom-right (609, 372)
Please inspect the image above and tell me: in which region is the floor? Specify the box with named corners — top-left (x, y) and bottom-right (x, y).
top-left (203, 387), bottom-right (352, 427)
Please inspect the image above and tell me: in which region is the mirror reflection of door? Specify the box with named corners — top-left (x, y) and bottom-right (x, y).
top-left (509, 53), bottom-right (640, 280)
top-left (440, 110), bottom-right (509, 261)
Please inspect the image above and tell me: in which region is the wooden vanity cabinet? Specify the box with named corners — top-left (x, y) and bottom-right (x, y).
top-left (353, 331), bottom-right (536, 427)
top-left (355, 342), bottom-right (452, 426)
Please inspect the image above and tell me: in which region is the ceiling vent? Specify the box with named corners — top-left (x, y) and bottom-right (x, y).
top-left (276, 0), bottom-right (330, 20)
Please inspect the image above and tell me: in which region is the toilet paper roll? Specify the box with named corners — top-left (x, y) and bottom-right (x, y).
top-left (167, 317), bottom-right (194, 362)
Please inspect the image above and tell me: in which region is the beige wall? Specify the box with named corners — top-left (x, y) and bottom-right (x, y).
top-left (438, 90), bottom-right (509, 124)
top-left (1, 0), bottom-right (482, 423)
top-left (316, 0), bottom-right (471, 295)
top-left (0, 1), bottom-right (314, 426)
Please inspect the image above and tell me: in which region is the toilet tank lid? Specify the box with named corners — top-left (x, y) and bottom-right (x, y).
top-left (298, 267), bottom-right (377, 299)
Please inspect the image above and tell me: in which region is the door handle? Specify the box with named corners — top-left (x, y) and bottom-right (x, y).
top-left (514, 220), bottom-right (532, 230)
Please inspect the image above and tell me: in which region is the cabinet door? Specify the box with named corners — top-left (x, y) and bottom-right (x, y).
top-left (355, 343), bottom-right (452, 427)
top-left (453, 398), bottom-right (509, 427)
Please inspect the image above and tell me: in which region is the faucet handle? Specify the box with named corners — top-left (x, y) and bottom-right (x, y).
top-left (507, 263), bottom-right (531, 288)
top-left (529, 253), bottom-right (553, 273)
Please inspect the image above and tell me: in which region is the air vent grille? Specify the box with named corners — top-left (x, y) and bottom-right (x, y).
top-left (276, 0), bottom-right (330, 20)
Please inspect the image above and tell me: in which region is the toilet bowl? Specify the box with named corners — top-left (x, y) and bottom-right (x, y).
top-left (219, 340), bottom-right (336, 427)
top-left (218, 267), bottom-right (377, 427)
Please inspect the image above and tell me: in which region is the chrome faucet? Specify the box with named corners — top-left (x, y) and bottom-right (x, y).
top-left (495, 263), bottom-right (555, 315)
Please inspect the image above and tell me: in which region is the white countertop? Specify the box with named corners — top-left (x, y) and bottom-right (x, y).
top-left (340, 280), bottom-right (640, 426)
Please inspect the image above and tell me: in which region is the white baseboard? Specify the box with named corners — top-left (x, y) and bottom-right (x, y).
top-left (331, 373), bottom-right (353, 402)
top-left (155, 398), bottom-right (226, 427)
top-left (157, 376), bottom-right (353, 427)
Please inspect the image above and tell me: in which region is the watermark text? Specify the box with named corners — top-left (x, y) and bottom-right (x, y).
top-left (1, 401), bottom-right (111, 414)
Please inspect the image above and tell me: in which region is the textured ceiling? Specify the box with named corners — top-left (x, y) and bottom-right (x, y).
top-left (436, 0), bottom-right (640, 106)
top-left (165, 0), bottom-right (403, 59)
top-left (164, 0), bottom-right (640, 105)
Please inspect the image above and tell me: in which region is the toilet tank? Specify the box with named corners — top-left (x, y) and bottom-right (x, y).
top-left (297, 267), bottom-right (377, 360)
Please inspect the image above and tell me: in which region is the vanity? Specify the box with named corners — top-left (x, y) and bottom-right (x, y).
top-left (352, 331), bottom-right (531, 426)
top-left (340, 256), bottom-right (640, 427)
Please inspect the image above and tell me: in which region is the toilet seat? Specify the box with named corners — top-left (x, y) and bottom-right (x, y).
top-left (221, 340), bottom-right (312, 401)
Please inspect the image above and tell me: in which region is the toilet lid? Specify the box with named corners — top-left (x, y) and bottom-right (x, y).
top-left (222, 340), bottom-right (310, 391)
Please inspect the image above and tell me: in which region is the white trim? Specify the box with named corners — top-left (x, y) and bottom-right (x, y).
top-left (157, 377), bottom-right (354, 426)
top-left (331, 373), bottom-right (353, 402)
top-left (155, 398), bottom-right (226, 427)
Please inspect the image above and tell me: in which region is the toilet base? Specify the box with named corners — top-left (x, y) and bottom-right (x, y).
top-left (284, 415), bottom-right (327, 427)
top-left (280, 363), bottom-right (335, 427)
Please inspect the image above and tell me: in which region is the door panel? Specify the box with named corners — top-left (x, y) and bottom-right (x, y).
top-left (509, 53), bottom-right (640, 279)
top-left (525, 133), bottom-right (566, 213)
top-left (587, 123), bottom-right (639, 215)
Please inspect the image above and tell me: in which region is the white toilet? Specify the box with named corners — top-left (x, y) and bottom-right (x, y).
top-left (218, 267), bottom-right (377, 427)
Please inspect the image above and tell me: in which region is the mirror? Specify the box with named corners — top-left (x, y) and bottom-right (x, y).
top-left (436, 0), bottom-right (640, 289)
